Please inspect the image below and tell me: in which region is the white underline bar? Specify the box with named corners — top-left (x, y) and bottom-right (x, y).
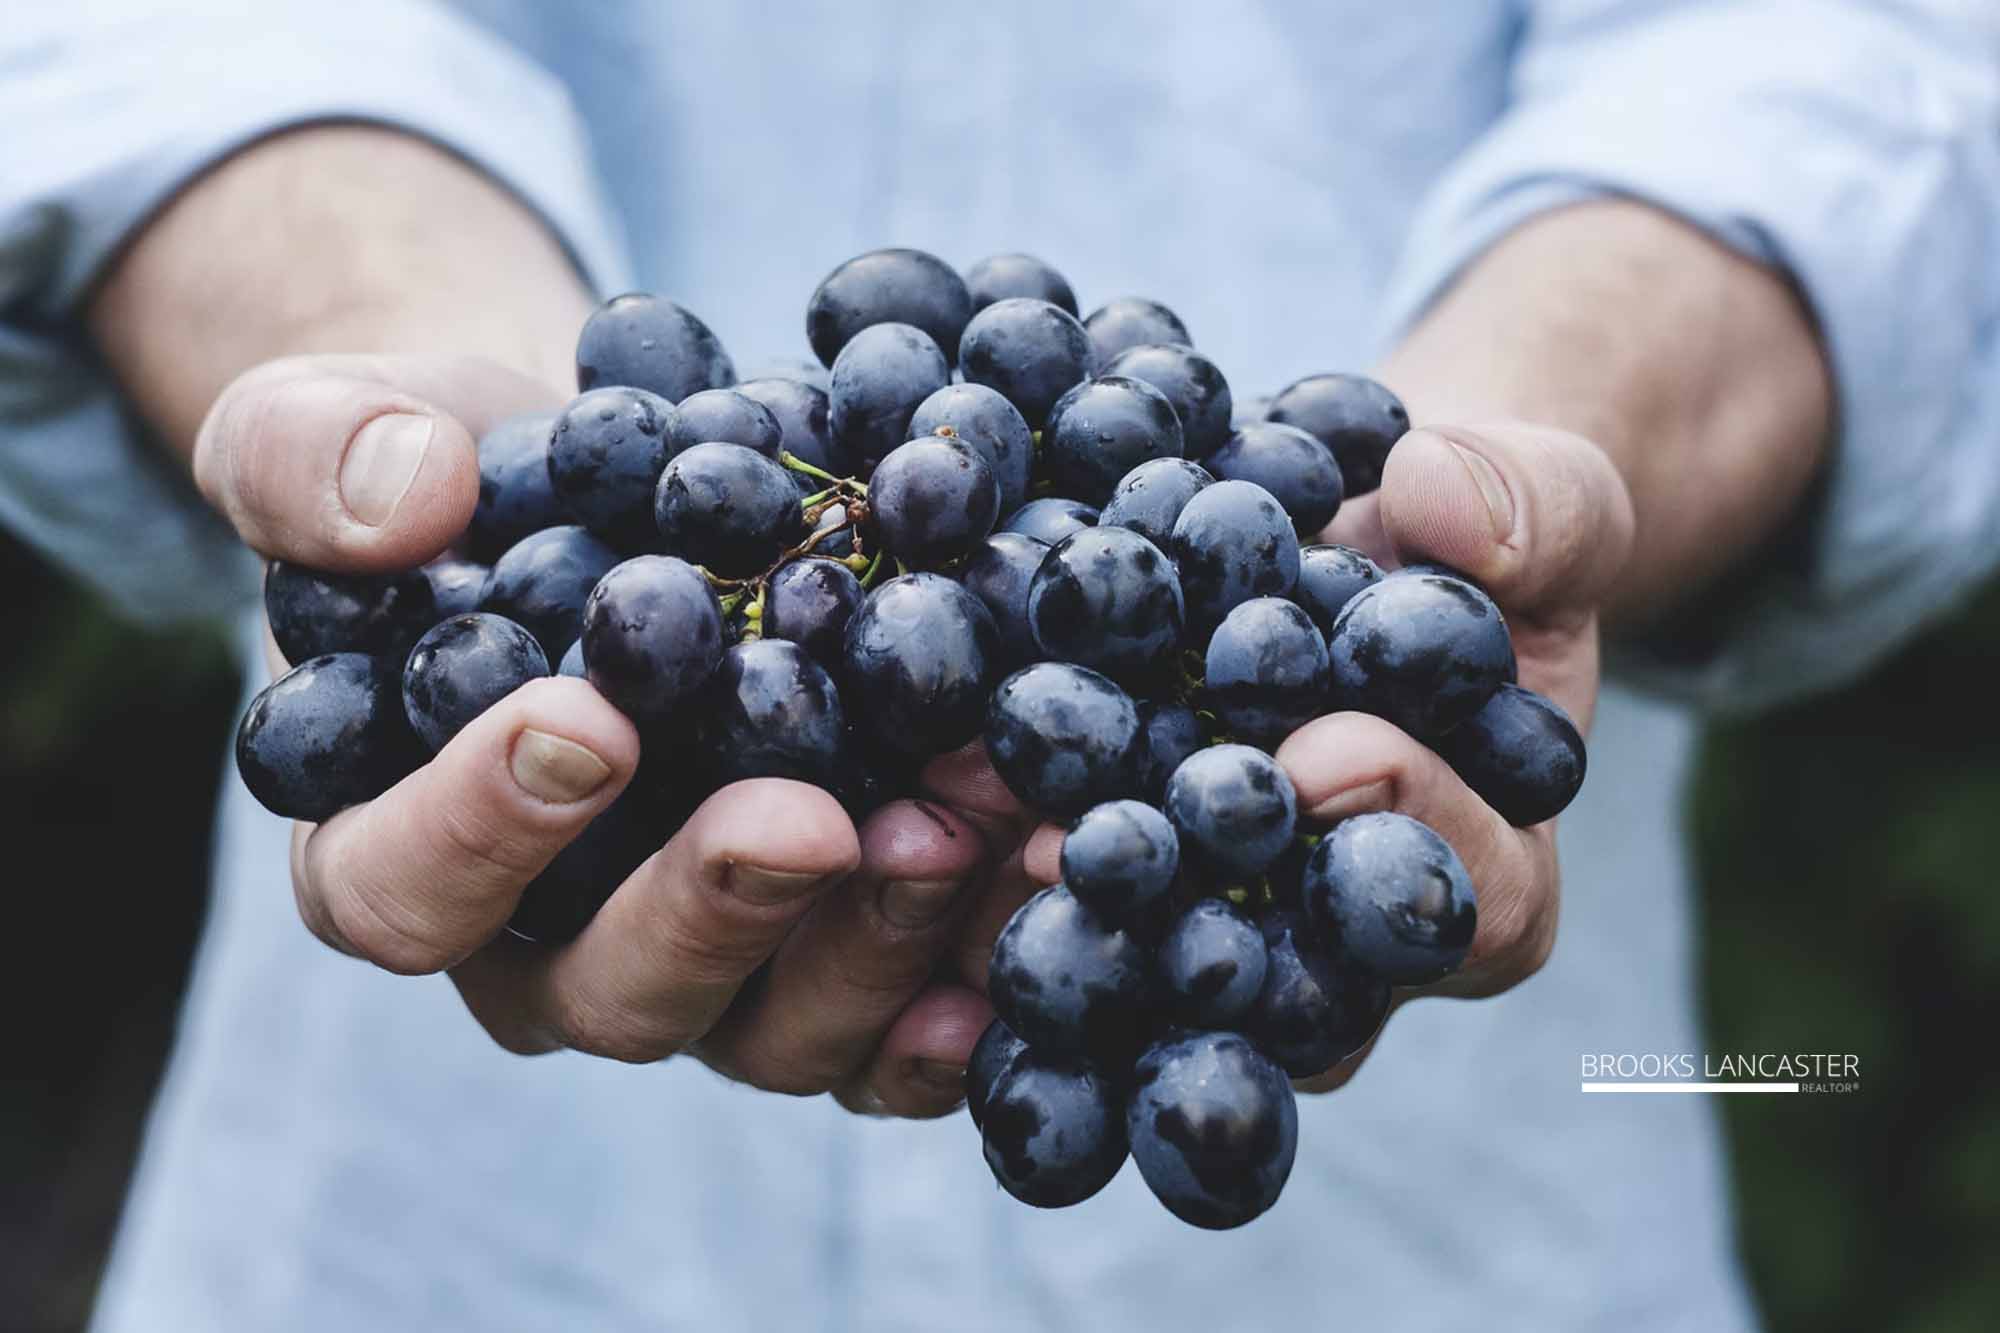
top-left (1580, 1082), bottom-right (1799, 1094)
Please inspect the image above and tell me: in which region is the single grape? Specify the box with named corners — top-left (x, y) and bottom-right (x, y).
top-left (1098, 457), bottom-right (1214, 550)
top-left (958, 297), bottom-right (1093, 428)
top-left (841, 573), bottom-right (1000, 757)
top-left (1163, 743), bottom-right (1297, 880)
top-left (804, 501), bottom-right (859, 558)
top-left (556, 639), bottom-right (586, 678)
top-left (1303, 812), bottom-right (1477, 985)
top-left (697, 640), bottom-right (846, 786)
top-left (1205, 421), bottom-right (1345, 536)
top-left (733, 376), bottom-right (851, 477)
top-left (963, 252), bottom-right (1078, 317)
top-left (908, 382), bottom-right (1034, 515)
top-left (1433, 683), bottom-right (1587, 826)
top-left (1168, 479), bottom-right (1301, 636)
top-left (1027, 526), bottom-right (1184, 680)
top-left (466, 413), bottom-right (566, 561)
top-left (1040, 375), bottom-right (1185, 505)
top-left (1060, 799), bottom-right (1179, 923)
top-left (264, 561), bottom-right (435, 663)
top-left (1248, 910), bottom-right (1391, 1077)
top-left (1159, 898), bottom-right (1269, 1028)
top-left (1000, 497), bottom-right (1098, 545)
top-left (547, 386), bottom-right (676, 550)
top-left (1203, 597), bottom-right (1330, 748)
top-left (1103, 343), bottom-right (1234, 457)
top-left (981, 1051), bottom-right (1128, 1209)
top-left (481, 525), bottom-right (622, 663)
top-left (1325, 572), bottom-right (1513, 738)
top-left (806, 247), bottom-right (973, 368)
top-left (1134, 701), bottom-right (1205, 803)
top-left (957, 531), bottom-right (1049, 665)
top-left (966, 1018), bottom-right (1028, 1131)
top-left (576, 292), bottom-right (735, 402)
top-left (1127, 1030), bottom-right (1297, 1231)
top-left (580, 555), bottom-right (726, 726)
top-left (762, 556), bottom-right (864, 670)
top-left (668, 388), bottom-right (783, 458)
top-left (1292, 544), bottom-right (1383, 636)
top-left (827, 322), bottom-right (951, 469)
top-left (868, 433), bottom-right (999, 568)
top-left (401, 613), bottom-right (550, 753)
top-left (422, 558), bottom-right (490, 620)
top-left (1265, 373), bottom-right (1409, 497)
top-left (235, 653), bottom-right (421, 821)
top-left (1082, 297), bottom-right (1191, 367)
top-left (654, 441), bottom-right (805, 578)
top-left (988, 884), bottom-right (1150, 1061)
top-left (985, 662), bottom-right (1143, 817)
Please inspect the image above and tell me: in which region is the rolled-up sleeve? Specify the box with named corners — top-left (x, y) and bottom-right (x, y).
top-left (1376, 0), bottom-right (2000, 712)
top-left (0, 0), bottom-right (632, 622)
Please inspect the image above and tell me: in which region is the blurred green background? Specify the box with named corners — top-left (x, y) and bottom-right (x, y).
top-left (2, 526), bottom-right (1995, 1332)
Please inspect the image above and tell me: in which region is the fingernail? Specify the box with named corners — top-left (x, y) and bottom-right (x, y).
top-left (1306, 778), bottom-right (1394, 824)
top-left (877, 878), bottom-right (960, 929)
top-left (1448, 441), bottom-right (1515, 542)
top-left (340, 412), bottom-right (434, 526)
top-left (910, 1059), bottom-right (965, 1096)
top-left (510, 729), bottom-right (612, 804)
top-left (727, 864), bottom-right (829, 906)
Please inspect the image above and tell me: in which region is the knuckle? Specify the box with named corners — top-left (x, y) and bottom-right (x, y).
top-left (433, 797), bottom-right (555, 882)
top-left (554, 992), bottom-right (688, 1065)
top-left (322, 878), bottom-right (460, 975)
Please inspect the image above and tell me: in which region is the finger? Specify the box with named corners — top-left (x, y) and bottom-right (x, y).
top-left (1276, 710), bottom-right (1557, 997)
top-left (836, 984), bottom-right (995, 1118)
top-left (193, 353), bottom-right (557, 572)
top-left (920, 740), bottom-right (1037, 850)
top-left (1021, 821), bottom-right (1064, 887)
top-left (951, 835), bottom-right (1047, 993)
top-left (1317, 490), bottom-right (1390, 562)
top-left (296, 676), bottom-right (639, 974)
top-left (696, 800), bottom-right (986, 1095)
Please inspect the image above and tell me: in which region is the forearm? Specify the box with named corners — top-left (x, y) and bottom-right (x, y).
top-left (89, 124), bottom-right (592, 458)
top-left (1377, 199), bottom-right (1833, 625)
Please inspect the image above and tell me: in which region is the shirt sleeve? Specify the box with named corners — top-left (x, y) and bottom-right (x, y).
top-left (0, 0), bottom-right (634, 623)
top-left (1373, 0), bottom-right (2000, 714)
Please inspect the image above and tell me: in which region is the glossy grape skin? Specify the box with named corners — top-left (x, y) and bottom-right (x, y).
top-left (1434, 683), bottom-right (1587, 827)
top-left (1249, 910), bottom-right (1392, 1077)
top-left (1265, 373), bottom-right (1409, 497)
top-left (967, 1018), bottom-right (1029, 1131)
top-left (762, 556), bottom-right (864, 670)
top-left (1103, 343), bottom-right (1234, 458)
top-left (547, 386), bottom-right (676, 550)
top-left (264, 561), bottom-right (435, 664)
top-left (988, 884), bottom-right (1151, 1061)
top-left (827, 322), bottom-right (951, 469)
top-left (1127, 1030), bottom-right (1298, 1231)
top-left (958, 297), bottom-right (1093, 429)
top-left (806, 247), bottom-right (973, 368)
top-left (235, 653), bottom-right (421, 821)
top-left (466, 413), bottom-right (566, 561)
top-left (732, 376), bottom-right (850, 477)
top-left (840, 573), bottom-right (1000, 757)
top-left (908, 382), bottom-right (1034, 516)
top-left (957, 532), bottom-right (1049, 664)
top-left (1040, 375), bottom-right (1185, 505)
top-left (1134, 701), bottom-right (1205, 803)
top-left (1168, 479), bottom-right (1301, 637)
top-left (1163, 743), bottom-right (1297, 880)
top-left (401, 613), bottom-right (551, 753)
top-left (579, 555), bottom-right (726, 727)
top-left (1000, 497), bottom-right (1098, 545)
top-left (1026, 526), bottom-right (1184, 680)
top-left (697, 640), bottom-right (846, 787)
top-left (480, 525), bottom-right (622, 663)
top-left (963, 252), bottom-right (1078, 317)
top-left (422, 559), bottom-right (490, 619)
top-left (653, 442), bottom-right (805, 578)
top-left (667, 388), bottom-right (783, 458)
top-left (1205, 421), bottom-right (1345, 536)
top-left (556, 639), bottom-right (586, 679)
top-left (1098, 457), bottom-right (1214, 550)
top-left (1159, 898), bottom-right (1269, 1029)
top-left (868, 434), bottom-right (1000, 568)
top-left (1304, 812), bottom-right (1478, 985)
top-left (1293, 544), bottom-right (1383, 636)
top-left (1060, 799), bottom-right (1179, 923)
top-left (1325, 572), bottom-right (1513, 738)
top-left (981, 1051), bottom-right (1128, 1209)
top-left (576, 292), bottom-right (735, 402)
top-left (985, 662), bottom-right (1143, 817)
top-left (1203, 597), bottom-right (1330, 748)
top-left (1082, 297), bottom-right (1191, 367)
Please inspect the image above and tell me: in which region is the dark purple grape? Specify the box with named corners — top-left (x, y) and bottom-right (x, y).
top-left (422, 558), bottom-right (489, 619)
top-left (1265, 373), bottom-right (1408, 497)
top-left (963, 253), bottom-right (1077, 317)
top-left (957, 531), bottom-right (1048, 664)
top-left (1040, 375), bottom-right (1184, 505)
top-left (988, 884), bottom-right (1150, 1061)
top-left (984, 662), bottom-right (1143, 817)
top-left (1325, 572), bottom-right (1513, 738)
top-left (235, 653), bottom-right (421, 821)
top-left (1159, 898), bottom-right (1268, 1028)
top-left (1168, 479), bottom-right (1301, 636)
top-left (1026, 526), bottom-right (1184, 679)
top-left (401, 613), bottom-right (550, 753)
top-left (481, 524), bottom-right (622, 663)
top-left (1293, 544), bottom-right (1383, 636)
top-left (466, 413), bottom-right (566, 561)
top-left (827, 322), bottom-right (951, 469)
top-left (264, 561), bottom-right (435, 664)
top-left (967, 1018), bottom-right (1028, 1131)
top-left (547, 386), bottom-right (676, 550)
top-left (1135, 701), bottom-right (1205, 803)
top-left (580, 555), bottom-right (725, 726)
top-left (1061, 799), bottom-right (1179, 924)
top-left (1163, 743), bottom-right (1296, 880)
top-left (556, 639), bottom-right (586, 678)
top-left (1128, 1030), bottom-right (1297, 1230)
top-left (981, 1051), bottom-right (1128, 1208)
top-left (807, 247), bottom-right (973, 368)
top-left (653, 442), bottom-right (804, 578)
top-left (908, 382), bottom-right (1034, 515)
top-left (958, 297), bottom-right (1093, 428)
top-left (763, 556), bottom-right (863, 670)
top-left (1303, 812), bottom-right (1477, 985)
top-left (697, 640), bottom-right (846, 787)
top-left (733, 376), bottom-right (851, 476)
top-left (840, 573), bottom-right (1000, 757)
top-left (1203, 597), bottom-right (1330, 748)
top-left (1103, 343), bottom-right (1234, 457)
top-left (1249, 910), bottom-right (1390, 1078)
top-left (1433, 683), bottom-right (1586, 826)
top-left (1205, 421), bottom-right (1345, 536)
top-left (576, 292), bottom-right (735, 402)
top-left (1083, 297), bottom-right (1190, 367)
top-left (1000, 497), bottom-right (1098, 545)
top-left (667, 388), bottom-right (783, 458)
top-left (1098, 457), bottom-right (1213, 550)
top-left (508, 777), bottom-right (677, 944)
top-left (868, 434), bottom-right (999, 568)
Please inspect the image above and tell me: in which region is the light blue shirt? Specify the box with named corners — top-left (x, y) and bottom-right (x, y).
top-left (3, 3), bottom-right (1997, 1330)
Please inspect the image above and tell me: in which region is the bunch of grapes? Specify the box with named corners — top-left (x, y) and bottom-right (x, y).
top-left (235, 248), bottom-right (1588, 1227)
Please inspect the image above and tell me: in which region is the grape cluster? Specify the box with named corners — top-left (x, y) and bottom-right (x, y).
top-left (233, 247), bottom-right (1589, 1228)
